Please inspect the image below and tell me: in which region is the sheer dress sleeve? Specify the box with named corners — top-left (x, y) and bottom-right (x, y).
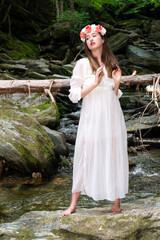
top-left (117, 89), bottom-right (123, 99)
top-left (68, 60), bottom-right (83, 103)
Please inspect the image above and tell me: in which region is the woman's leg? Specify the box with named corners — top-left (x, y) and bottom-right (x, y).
top-left (62, 192), bottom-right (81, 216)
top-left (111, 198), bottom-right (121, 212)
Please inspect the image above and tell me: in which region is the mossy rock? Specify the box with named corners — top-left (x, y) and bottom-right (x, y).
top-left (116, 19), bottom-right (144, 28)
top-left (0, 202), bottom-right (160, 239)
top-left (108, 32), bottom-right (130, 53)
top-left (17, 93), bottom-right (60, 128)
top-left (0, 98), bottom-right (59, 176)
top-left (0, 31), bottom-right (38, 60)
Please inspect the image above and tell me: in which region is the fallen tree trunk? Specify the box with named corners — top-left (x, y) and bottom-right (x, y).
top-left (0, 79), bottom-right (70, 94)
top-left (0, 73), bottom-right (159, 94)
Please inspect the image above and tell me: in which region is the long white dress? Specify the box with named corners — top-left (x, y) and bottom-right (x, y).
top-left (69, 58), bottom-right (129, 201)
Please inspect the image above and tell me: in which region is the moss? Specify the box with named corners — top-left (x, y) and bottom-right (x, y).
top-left (138, 72), bottom-right (148, 75)
top-left (17, 227), bottom-right (34, 239)
top-left (23, 100), bottom-right (60, 122)
top-left (61, 156), bottom-right (69, 167)
top-left (56, 103), bottom-right (69, 115)
top-left (12, 143), bottom-right (37, 165)
top-left (36, 102), bottom-right (51, 111)
top-left (54, 103), bottom-right (60, 121)
top-left (0, 31), bottom-right (38, 60)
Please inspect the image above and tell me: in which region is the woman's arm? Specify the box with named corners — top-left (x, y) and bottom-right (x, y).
top-left (81, 66), bottom-right (104, 98)
top-left (112, 66), bottom-right (121, 96)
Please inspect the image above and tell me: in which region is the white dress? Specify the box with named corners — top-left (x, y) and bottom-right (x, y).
top-left (69, 58), bottom-right (129, 201)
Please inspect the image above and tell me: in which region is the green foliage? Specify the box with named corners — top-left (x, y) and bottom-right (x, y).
top-left (0, 31), bottom-right (38, 59)
top-left (56, 10), bottom-right (90, 34)
top-left (87, 0), bottom-right (160, 15)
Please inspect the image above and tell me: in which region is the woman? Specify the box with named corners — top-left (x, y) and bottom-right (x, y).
top-left (62, 24), bottom-right (129, 216)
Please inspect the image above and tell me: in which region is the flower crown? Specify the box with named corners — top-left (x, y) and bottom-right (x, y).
top-left (80, 24), bottom-right (106, 42)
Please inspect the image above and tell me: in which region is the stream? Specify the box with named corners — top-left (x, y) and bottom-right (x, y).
top-left (0, 90), bottom-right (159, 224)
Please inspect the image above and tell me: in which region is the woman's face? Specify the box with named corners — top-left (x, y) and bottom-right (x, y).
top-left (86, 31), bottom-right (104, 51)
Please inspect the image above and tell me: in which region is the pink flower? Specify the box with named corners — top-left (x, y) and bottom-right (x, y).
top-left (85, 25), bottom-right (92, 33)
top-left (80, 32), bottom-right (85, 39)
top-left (96, 25), bottom-right (102, 32)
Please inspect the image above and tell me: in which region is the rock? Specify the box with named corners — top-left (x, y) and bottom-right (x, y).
top-left (99, 22), bottom-right (116, 36)
top-left (108, 32), bottom-right (130, 53)
top-left (0, 196), bottom-right (159, 239)
top-left (62, 49), bottom-right (74, 65)
top-left (126, 45), bottom-right (160, 60)
top-left (0, 159), bottom-right (4, 179)
top-left (116, 19), bottom-right (145, 29)
top-left (148, 20), bottom-right (160, 42)
top-left (20, 58), bottom-right (51, 75)
top-left (0, 53), bottom-right (13, 62)
top-left (120, 56), bottom-right (160, 73)
top-left (0, 73), bottom-right (16, 80)
top-left (128, 146), bottom-right (137, 156)
top-left (16, 93), bottom-right (60, 128)
top-left (24, 70), bottom-right (47, 79)
top-left (0, 63), bottom-right (27, 72)
top-left (0, 98), bottom-right (59, 176)
top-left (126, 114), bottom-right (160, 136)
top-left (49, 63), bottom-right (72, 76)
top-left (42, 125), bottom-right (68, 156)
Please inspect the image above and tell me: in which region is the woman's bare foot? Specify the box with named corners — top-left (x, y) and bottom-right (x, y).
top-left (62, 192), bottom-right (80, 216)
top-left (62, 206), bottom-right (75, 216)
top-left (111, 198), bottom-right (122, 212)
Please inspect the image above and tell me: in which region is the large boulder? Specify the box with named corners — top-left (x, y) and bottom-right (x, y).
top-left (42, 125), bottom-right (68, 156)
top-left (0, 196), bottom-right (159, 239)
top-left (126, 45), bottom-right (160, 60)
top-left (108, 32), bottom-right (130, 53)
top-left (0, 98), bottom-right (59, 176)
top-left (16, 93), bottom-right (60, 128)
top-left (126, 114), bottom-right (160, 136)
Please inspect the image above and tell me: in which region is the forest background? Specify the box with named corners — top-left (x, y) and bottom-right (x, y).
top-left (0, 0), bottom-right (160, 61)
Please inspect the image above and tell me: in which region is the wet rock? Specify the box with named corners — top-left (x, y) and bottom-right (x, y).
top-left (42, 125), bottom-right (68, 156)
top-left (0, 196), bottom-right (159, 239)
top-left (0, 98), bottom-right (59, 176)
top-left (126, 114), bottom-right (159, 131)
top-left (128, 146), bottom-right (137, 156)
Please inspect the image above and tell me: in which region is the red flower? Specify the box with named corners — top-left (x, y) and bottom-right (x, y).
top-left (96, 25), bottom-right (102, 33)
top-left (80, 32), bottom-right (85, 39)
top-left (85, 25), bottom-right (92, 33)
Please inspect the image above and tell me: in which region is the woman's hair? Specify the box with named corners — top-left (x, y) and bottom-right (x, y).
top-left (84, 34), bottom-right (118, 78)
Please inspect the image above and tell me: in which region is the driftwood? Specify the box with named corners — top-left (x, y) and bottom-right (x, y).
top-left (0, 73), bottom-right (159, 95)
top-left (136, 99), bottom-right (160, 115)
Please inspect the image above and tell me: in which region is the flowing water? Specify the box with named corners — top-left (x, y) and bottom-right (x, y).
top-left (0, 90), bottom-right (159, 223)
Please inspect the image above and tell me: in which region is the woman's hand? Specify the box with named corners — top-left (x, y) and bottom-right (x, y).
top-left (94, 66), bottom-right (104, 86)
top-left (112, 66), bottom-right (121, 86)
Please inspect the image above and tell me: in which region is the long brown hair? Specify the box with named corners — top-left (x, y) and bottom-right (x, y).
top-left (84, 34), bottom-right (118, 78)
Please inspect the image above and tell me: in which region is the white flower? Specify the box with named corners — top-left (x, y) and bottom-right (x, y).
top-left (101, 27), bottom-right (106, 35)
top-left (80, 24), bottom-right (107, 42)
